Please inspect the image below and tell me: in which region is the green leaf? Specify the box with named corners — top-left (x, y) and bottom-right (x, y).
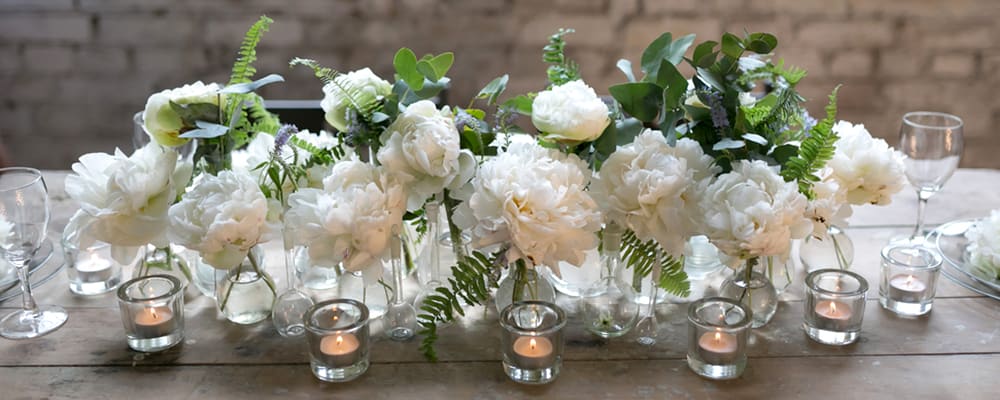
top-left (691, 40), bottom-right (718, 68)
top-left (742, 133), bottom-right (768, 145)
top-left (746, 33), bottom-right (778, 54)
top-left (220, 73), bottom-right (284, 94)
top-left (721, 32), bottom-right (744, 59)
top-left (616, 59), bottom-right (636, 82)
top-left (371, 112), bottom-right (390, 123)
top-left (179, 121), bottom-right (229, 139)
top-left (418, 52), bottom-right (454, 81)
top-left (591, 122), bottom-right (618, 165)
top-left (227, 15), bottom-right (272, 85)
top-left (502, 94), bottom-right (533, 116)
top-left (475, 74), bottom-right (509, 105)
top-left (713, 138), bottom-right (745, 151)
top-left (393, 48), bottom-right (424, 91)
top-left (695, 67), bottom-right (724, 91)
top-left (615, 117), bottom-right (644, 145)
top-left (656, 60), bottom-right (687, 109)
top-left (641, 33), bottom-right (695, 83)
top-left (771, 143), bottom-right (799, 164)
top-left (609, 82), bottom-right (662, 123)
top-left (169, 101), bottom-right (219, 126)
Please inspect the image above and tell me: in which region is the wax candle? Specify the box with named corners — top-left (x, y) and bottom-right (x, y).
top-left (320, 333), bottom-right (361, 367)
top-left (133, 306), bottom-right (174, 338)
top-left (512, 336), bottom-right (555, 369)
top-left (697, 330), bottom-right (738, 365)
top-left (75, 252), bottom-right (114, 283)
top-left (814, 300), bottom-right (852, 331)
top-left (888, 274), bottom-right (926, 303)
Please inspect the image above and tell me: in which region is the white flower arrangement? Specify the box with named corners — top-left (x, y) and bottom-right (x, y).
top-left (167, 170), bottom-right (278, 269)
top-left (966, 210), bottom-right (1000, 280)
top-left (592, 130), bottom-right (719, 255)
top-left (142, 81), bottom-right (223, 147)
top-left (320, 67), bottom-right (392, 133)
top-left (65, 144), bottom-right (192, 263)
top-left (453, 140), bottom-right (602, 275)
top-left (531, 80), bottom-right (610, 143)
top-left (827, 121), bottom-right (907, 207)
top-left (376, 100), bottom-right (476, 210)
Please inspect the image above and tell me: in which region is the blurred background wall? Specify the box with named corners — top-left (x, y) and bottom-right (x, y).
top-left (1, 0), bottom-right (998, 169)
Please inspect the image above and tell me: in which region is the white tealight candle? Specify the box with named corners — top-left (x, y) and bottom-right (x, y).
top-left (888, 274), bottom-right (927, 303)
top-left (697, 330), bottom-right (738, 365)
top-left (512, 336), bottom-right (555, 369)
top-left (133, 306), bottom-right (174, 339)
top-left (320, 333), bottom-right (361, 367)
top-left (76, 253), bottom-right (114, 283)
top-left (814, 300), bottom-right (853, 331)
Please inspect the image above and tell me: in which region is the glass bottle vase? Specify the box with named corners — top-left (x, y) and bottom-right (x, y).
top-left (800, 225), bottom-right (855, 271)
top-left (495, 260), bottom-right (556, 314)
top-left (215, 246), bottom-right (277, 325)
top-left (580, 223), bottom-right (639, 338)
top-left (719, 258), bottom-right (779, 328)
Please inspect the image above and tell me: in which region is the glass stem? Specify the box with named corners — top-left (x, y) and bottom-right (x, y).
top-left (911, 191), bottom-right (931, 239)
top-left (426, 201), bottom-right (442, 286)
top-left (602, 222), bottom-right (623, 280)
top-left (282, 230), bottom-right (295, 292)
top-left (391, 235), bottom-right (405, 306)
top-left (15, 261), bottom-right (38, 316)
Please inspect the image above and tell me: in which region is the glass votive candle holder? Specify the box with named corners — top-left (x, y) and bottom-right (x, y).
top-left (116, 274), bottom-right (184, 352)
top-left (879, 243), bottom-right (942, 316)
top-left (499, 301), bottom-right (567, 385)
top-left (804, 269), bottom-right (869, 345)
top-left (304, 299), bottom-right (370, 382)
top-left (62, 213), bottom-right (125, 295)
top-left (686, 297), bottom-right (752, 380)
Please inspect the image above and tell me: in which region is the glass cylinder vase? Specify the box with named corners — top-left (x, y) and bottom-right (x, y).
top-left (215, 246), bottom-right (276, 325)
top-left (804, 269), bottom-right (868, 345)
top-left (878, 243), bottom-right (942, 316)
top-left (686, 297), bottom-right (751, 380)
top-left (304, 299), bottom-right (370, 382)
top-left (61, 212), bottom-right (124, 295)
top-left (500, 301), bottom-right (567, 385)
top-left (800, 225), bottom-right (855, 271)
top-left (719, 258), bottom-right (778, 328)
top-left (117, 274), bottom-right (185, 352)
top-left (495, 260), bottom-right (556, 314)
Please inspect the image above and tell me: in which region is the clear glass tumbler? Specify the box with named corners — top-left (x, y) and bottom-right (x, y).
top-left (499, 301), bottom-right (567, 385)
top-left (879, 243), bottom-right (942, 316)
top-left (804, 269), bottom-right (868, 345)
top-left (117, 274), bottom-right (184, 352)
top-left (304, 299), bottom-right (371, 382)
top-left (686, 297), bottom-right (752, 380)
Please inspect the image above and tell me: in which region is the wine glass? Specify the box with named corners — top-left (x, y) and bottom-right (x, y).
top-left (0, 167), bottom-right (68, 339)
top-left (898, 111), bottom-right (964, 246)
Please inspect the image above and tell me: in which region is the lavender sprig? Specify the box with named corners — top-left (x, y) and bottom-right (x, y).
top-left (273, 124), bottom-right (298, 156)
top-left (707, 92), bottom-right (729, 129)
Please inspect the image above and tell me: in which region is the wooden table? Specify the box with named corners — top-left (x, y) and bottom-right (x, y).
top-left (1, 170), bottom-right (998, 400)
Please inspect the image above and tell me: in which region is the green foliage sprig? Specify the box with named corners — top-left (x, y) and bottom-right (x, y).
top-left (780, 86), bottom-right (841, 199)
top-left (228, 15), bottom-right (272, 85)
top-left (417, 251), bottom-right (500, 361)
top-left (621, 230), bottom-right (691, 297)
top-left (543, 28), bottom-right (580, 86)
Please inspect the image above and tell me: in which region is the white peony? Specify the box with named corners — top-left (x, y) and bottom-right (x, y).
top-left (142, 81), bottom-right (223, 147)
top-left (804, 170), bottom-right (853, 237)
top-left (531, 80), bottom-right (610, 143)
top-left (285, 162), bottom-right (405, 278)
top-left (167, 170), bottom-right (276, 269)
top-left (453, 140), bottom-right (602, 274)
top-left (966, 210), bottom-right (1000, 280)
top-left (592, 131), bottom-right (719, 255)
top-left (65, 144), bottom-right (189, 262)
top-left (827, 121), bottom-right (906, 206)
top-left (377, 100), bottom-right (475, 210)
top-left (232, 130), bottom-right (347, 193)
top-left (700, 160), bottom-right (811, 263)
top-left (320, 68), bottom-right (392, 132)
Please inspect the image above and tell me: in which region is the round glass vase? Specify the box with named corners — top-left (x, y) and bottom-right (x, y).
top-left (116, 274), bottom-right (185, 352)
top-left (304, 299), bottom-right (371, 382)
top-left (719, 258), bottom-right (779, 328)
top-left (580, 225), bottom-right (639, 339)
top-left (686, 297), bottom-right (752, 380)
top-left (215, 246), bottom-right (277, 325)
top-left (800, 225), bottom-right (855, 271)
top-left (61, 211), bottom-right (124, 295)
top-left (495, 260), bottom-right (556, 314)
top-left (804, 269), bottom-right (869, 346)
top-left (499, 301), bottom-right (567, 385)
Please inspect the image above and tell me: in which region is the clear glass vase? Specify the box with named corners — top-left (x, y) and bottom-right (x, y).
top-left (719, 258), bottom-right (779, 328)
top-left (215, 246), bottom-right (277, 325)
top-left (580, 224), bottom-right (639, 338)
top-left (800, 225), bottom-right (855, 271)
top-left (495, 260), bottom-right (556, 314)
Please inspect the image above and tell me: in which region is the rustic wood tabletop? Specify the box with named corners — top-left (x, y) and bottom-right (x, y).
top-left (1, 170), bottom-right (997, 399)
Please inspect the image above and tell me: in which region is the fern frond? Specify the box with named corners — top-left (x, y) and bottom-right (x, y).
top-left (780, 86), bottom-right (840, 198)
top-left (543, 28), bottom-right (580, 86)
top-left (289, 57), bottom-right (341, 85)
top-left (289, 57), bottom-right (380, 119)
top-left (621, 230), bottom-right (691, 297)
top-left (289, 135), bottom-right (346, 167)
top-left (417, 251), bottom-right (499, 361)
top-left (228, 15), bottom-right (272, 85)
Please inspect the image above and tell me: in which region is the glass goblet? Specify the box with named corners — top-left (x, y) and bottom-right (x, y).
top-left (898, 111), bottom-right (964, 245)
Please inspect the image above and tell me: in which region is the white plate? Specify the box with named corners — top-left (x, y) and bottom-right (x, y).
top-left (930, 220), bottom-right (1000, 300)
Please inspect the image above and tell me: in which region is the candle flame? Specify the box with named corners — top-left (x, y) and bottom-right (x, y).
top-left (905, 275), bottom-right (915, 287)
top-left (829, 302), bottom-right (838, 313)
top-left (529, 338), bottom-right (537, 350)
top-left (150, 308), bottom-right (158, 320)
top-left (90, 253), bottom-right (100, 262)
top-left (714, 331), bottom-right (722, 342)
top-left (336, 335), bottom-right (344, 346)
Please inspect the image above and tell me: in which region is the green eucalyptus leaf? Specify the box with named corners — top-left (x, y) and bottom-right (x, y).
top-left (220, 73), bottom-right (284, 94)
top-left (462, 107), bottom-right (487, 120)
top-left (609, 82), bottom-right (662, 123)
top-left (641, 33), bottom-right (695, 82)
top-left (713, 138), bottom-right (745, 151)
top-left (393, 48), bottom-right (424, 91)
top-left (616, 59), bottom-right (636, 82)
top-left (770, 144), bottom-right (799, 164)
top-left (371, 112), bottom-right (390, 123)
top-left (695, 67), bottom-right (724, 91)
top-left (746, 33), bottom-right (778, 54)
top-left (179, 121), bottom-right (229, 139)
top-left (414, 77), bottom-right (450, 99)
top-left (656, 60), bottom-right (687, 109)
top-left (615, 117), bottom-right (644, 145)
top-left (475, 74), bottom-right (509, 105)
top-left (502, 95), bottom-right (534, 116)
top-left (169, 101), bottom-right (219, 127)
top-left (692, 41), bottom-right (719, 68)
top-left (742, 133), bottom-right (768, 145)
top-left (721, 33), bottom-right (744, 59)
top-left (427, 52), bottom-right (454, 80)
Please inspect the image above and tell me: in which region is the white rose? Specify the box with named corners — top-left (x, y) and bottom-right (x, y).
top-left (285, 166), bottom-right (405, 277)
top-left (142, 81), bottom-right (222, 147)
top-left (454, 140), bottom-right (602, 273)
top-left (65, 144), bottom-right (183, 262)
top-left (531, 80), bottom-right (610, 143)
top-left (700, 160), bottom-right (811, 263)
top-left (967, 210), bottom-right (1000, 280)
top-left (592, 131), bottom-right (718, 255)
top-left (377, 100), bottom-right (476, 210)
top-left (828, 121), bottom-right (907, 206)
top-left (320, 68), bottom-right (392, 132)
top-left (167, 170), bottom-right (275, 269)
